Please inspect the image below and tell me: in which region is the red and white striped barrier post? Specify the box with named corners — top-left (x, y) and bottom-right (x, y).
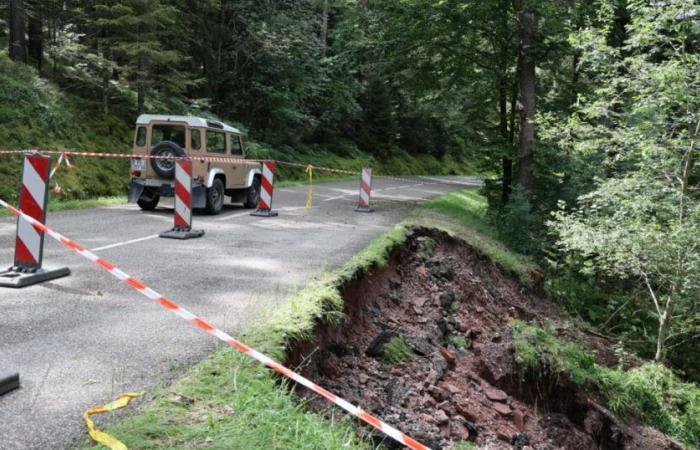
top-left (354, 167), bottom-right (374, 213)
top-left (251, 161), bottom-right (278, 217)
top-left (0, 153), bottom-right (70, 288)
top-left (159, 159), bottom-right (205, 240)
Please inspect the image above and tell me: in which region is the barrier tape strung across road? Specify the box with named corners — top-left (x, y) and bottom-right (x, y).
top-left (1, 148), bottom-right (478, 187)
top-left (0, 149), bottom-right (253, 164)
top-left (83, 392), bottom-right (143, 450)
top-left (0, 197), bottom-right (431, 450)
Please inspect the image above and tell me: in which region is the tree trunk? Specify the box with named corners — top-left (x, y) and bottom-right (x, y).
top-left (655, 299), bottom-right (674, 362)
top-left (9, 0), bottom-right (28, 63)
top-left (27, 9), bottom-right (43, 71)
top-left (102, 66), bottom-right (110, 115)
top-left (513, 1), bottom-right (536, 194)
top-left (137, 83), bottom-right (145, 114)
top-left (320, 0), bottom-right (329, 56)
top-left (499, 81), bottom-right (512, 204)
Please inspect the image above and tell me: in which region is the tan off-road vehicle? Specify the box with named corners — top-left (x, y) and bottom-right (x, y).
top-left (128, 115), bottom-right (262, 215)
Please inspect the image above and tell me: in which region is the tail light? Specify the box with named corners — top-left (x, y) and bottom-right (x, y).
top-left (132, 170), bottom-right (142, 178)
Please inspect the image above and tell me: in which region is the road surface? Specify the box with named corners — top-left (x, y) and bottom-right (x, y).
top-left (0, 176), bottom-right (479, 449)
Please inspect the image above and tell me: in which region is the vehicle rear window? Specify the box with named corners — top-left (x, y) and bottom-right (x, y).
top-left (206, 131), bottom-right (226, 154)
top-left (231, 135), bottom-right (243, 155)
top-left (191, 129), bottom-right (201, 151)
top-left (135, 126), bottom-right (147, 147)
top-left (151, 124), bottom-right (185, 148)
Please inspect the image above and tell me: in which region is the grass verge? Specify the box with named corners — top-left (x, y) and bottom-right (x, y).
top-left (0, 196), bottom-right (126, 217)
top-left (81, 188), bottom-right (535, 449)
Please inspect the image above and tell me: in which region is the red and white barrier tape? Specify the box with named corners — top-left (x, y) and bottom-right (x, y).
top-left (0, 197), bottom-right (430, 450)
top-left (1, 148), bottom-right (477, 186)
top-left (0, 149), bottom-right (360, 175)
top-left (0, 149), bottom-right (254, 164)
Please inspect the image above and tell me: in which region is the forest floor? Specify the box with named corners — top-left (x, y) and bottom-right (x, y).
top-left (287, 229), bottom-right (681, 449)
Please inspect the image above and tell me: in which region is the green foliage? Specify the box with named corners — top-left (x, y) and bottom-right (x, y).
top-left (450, 336), bottom-right (470, 350)
top-left (547, 0), bottom-right (700, 363)
top-left (0, 54), bottom-right (129, 204)
top-left (382, 336), bottom-right (414, 364)
top-left (511, 321), bottom-right (597, 385)
top-left (510, 322), bottom-right (700, 447)
top-left (423, 189), bottom-right (537, 285)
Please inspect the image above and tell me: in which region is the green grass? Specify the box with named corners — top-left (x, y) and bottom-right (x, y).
top-left (412, 189), bottom-right (537, 286)
top-left (84, 349), bottom-right (368, 450)
top-left (510, 321), bottom-right (700, 448)
top-left (0, 196), bottom-right (126, 217)
top-left (450, 336), bottom-right (470, 350)
top-left (382, 336), bottom-right (414, 364)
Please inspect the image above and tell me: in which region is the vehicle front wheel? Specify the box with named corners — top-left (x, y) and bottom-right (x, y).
top-left (137, 189), bottom-right (160, 211)
top-left (243, 176), bottom-right (261, 209)
top-left (205, 178), bottom-right (225, 215)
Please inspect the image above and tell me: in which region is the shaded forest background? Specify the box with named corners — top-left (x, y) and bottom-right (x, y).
top-left (2, 0), bottom-right (700, 385)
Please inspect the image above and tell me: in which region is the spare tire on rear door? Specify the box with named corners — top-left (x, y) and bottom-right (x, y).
top-left (150, 141), bottom-right (186, 179)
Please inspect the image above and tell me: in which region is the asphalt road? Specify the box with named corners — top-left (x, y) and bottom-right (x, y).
top-left (0, 176), bottom-right (479, 449)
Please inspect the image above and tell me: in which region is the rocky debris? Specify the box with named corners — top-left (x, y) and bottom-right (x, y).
top-left (434, 409), bottom-right (450, 425)
top-left (287, 229), bottom-right (681, 450)
top-left (514, 409), bottom-right (526, 431)
top-left (485, 387), bottom-right (508, 402)
top-left (493, 402), bottom-right (512, 416)
top-left (404, 335), bottom-right (433, 356)
top-left (365, 330), bottom-right (394, 357)
top-left (438, 347), bottom-right (456, 368)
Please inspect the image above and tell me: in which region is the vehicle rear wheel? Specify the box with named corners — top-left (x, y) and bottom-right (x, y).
top-left (243, 176), bottom-right (261, 209)
top-left (205, 178), bottom-right (225, 215)
top-left (137, 189), bottom-right (160, 211)
top-left (150, 141), bottom-right (186, 179)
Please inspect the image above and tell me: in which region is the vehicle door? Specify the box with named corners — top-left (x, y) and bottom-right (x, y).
top-left (205, 129), bottom-right (232, 188)
top-left (229, 133), bottom-right (248, 186)
top-left (188, 127), bottom-right (207, 184)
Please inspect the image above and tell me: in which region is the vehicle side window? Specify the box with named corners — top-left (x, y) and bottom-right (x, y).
top-left (190, 129), bottom-right (201, 151)
top-left (135, 126), bottom-right (147, 147)
top-left (231, 135), bottom-right (243, 155)
top-left (206, 130), bottom-right (226, 154)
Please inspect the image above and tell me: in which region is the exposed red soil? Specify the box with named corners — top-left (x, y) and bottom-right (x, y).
top-left (286, 229), bottom-right (681, 450)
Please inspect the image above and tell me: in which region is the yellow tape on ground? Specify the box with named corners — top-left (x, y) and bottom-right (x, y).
top-left (83, 392), bottom-right (143, 450)
top-left (305, 164), bottom-right (314, 208)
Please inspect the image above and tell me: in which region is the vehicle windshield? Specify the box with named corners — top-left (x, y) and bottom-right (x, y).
top-left (151, 124), bottom-right (186, 148)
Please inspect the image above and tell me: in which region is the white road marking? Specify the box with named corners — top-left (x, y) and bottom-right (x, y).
top-left (90, 234), bottom-right (159, 252)
top-left (418, 176), bottom-right (482, 186)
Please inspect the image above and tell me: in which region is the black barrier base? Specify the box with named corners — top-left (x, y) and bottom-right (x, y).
top-left (0, 266), bottom-right (70, 288)
top-left (159, 228), bottom-right (205, 240)
top-left (250, 209), bottom-right (278, 217)
top-left (354, 206), bottom-right (374, 213)
top-left (0, 373), bottom-right (19, 396)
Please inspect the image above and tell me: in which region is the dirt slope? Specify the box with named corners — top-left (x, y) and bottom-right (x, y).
top-left (287, 229), bottom-right (681, 449)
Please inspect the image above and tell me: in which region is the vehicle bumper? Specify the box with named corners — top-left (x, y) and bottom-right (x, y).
top-left (128, 179), bottom-right (206, 208)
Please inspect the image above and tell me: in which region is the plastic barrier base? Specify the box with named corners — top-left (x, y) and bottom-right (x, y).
top-left (250, 209), bottom-right (278, 217)
top-left (0, 266), bottom-right (70, 288)
top-left (0, 372), bottom-right (19, 396)
top-left (354, 206), bottom-right (374, 213)
top-left (159, 228), bottom-right (205, 240)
